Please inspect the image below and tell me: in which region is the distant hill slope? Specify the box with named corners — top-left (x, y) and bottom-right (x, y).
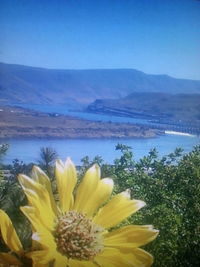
top-left (0, 62), bottom-right (200, 107)
top-left (87, 93), bottom-right (200, 124)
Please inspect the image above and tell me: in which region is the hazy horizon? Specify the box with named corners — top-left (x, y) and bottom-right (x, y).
top-left (0, 0), bottom-right (200, 80)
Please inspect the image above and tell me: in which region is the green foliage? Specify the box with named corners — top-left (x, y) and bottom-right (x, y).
top-left (0, 182), bottom-right (31, 252)
top-left (10, 158), bottom-right (33, 177)
top-left (0, 177), bottom-right (30, 249)
top-left (110, 144), bottom-right (200, 267)
top-left (0, 145), bottom-right (31, 250)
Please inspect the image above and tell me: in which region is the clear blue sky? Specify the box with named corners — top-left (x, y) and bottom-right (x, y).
top-left (0, 0), bottom-right (200, 79)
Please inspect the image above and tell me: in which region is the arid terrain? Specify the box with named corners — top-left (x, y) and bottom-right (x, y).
top-left (0, 106), bottom-right (162, 139)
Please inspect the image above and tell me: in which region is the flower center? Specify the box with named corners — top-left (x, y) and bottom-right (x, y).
top-left (54, 211), bottom-right (104, 260)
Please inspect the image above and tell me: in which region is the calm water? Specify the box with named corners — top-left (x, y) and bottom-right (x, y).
top-left (3, 134), bottom-right (200, 165)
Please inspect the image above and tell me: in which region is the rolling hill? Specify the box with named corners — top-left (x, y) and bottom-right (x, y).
top-left (87, 92), bottom-right (200, 124)
top-left (1, 62), bottom-right (200, 108)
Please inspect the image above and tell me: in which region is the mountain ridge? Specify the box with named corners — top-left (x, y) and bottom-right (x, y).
top-left (1, 62), bottom-right (200, 108)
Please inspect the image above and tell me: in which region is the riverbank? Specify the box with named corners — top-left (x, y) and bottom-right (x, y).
top-left (0, 106), bottom-right (162, 139)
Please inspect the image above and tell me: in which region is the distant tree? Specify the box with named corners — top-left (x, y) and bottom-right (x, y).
top-left (10, 159), bottom-right (33, 178)
top-left (81, 155), bottom-right (90, 168)
top-left (0, 143), bottom-right (9, 182)
top-left (0, 143), bottom-right (9, 169)
top-left (115, 143), bottom-right (134, 169)
top-left (80, 155), bottom-right (108, 179)
top-left (38, 147), bottom-right (58, 178)
top-left (92, 155), bottom-right (104, 166)
top-left (0, 143), bottom-right (9, 161)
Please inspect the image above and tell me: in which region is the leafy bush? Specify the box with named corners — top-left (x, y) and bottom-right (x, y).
top-left (108, 145), bottom-right (200, 267)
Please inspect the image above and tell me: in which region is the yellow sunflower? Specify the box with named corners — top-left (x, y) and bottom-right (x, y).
top-left (0, 209), bottom-right (47, 267)
top-left (18, 158), bottom-right (158, 267)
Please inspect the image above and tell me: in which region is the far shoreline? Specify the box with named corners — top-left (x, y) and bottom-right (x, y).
top-left (0, 135), bottom-right (159, 142)
top-left (0, 106), bottom-right (162, 140)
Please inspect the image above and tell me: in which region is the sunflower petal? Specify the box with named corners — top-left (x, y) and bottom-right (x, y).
top-left (27, 250), bottom-right (53, 265)
top-left (54, 253), bottom-right (69, 267)
top-left (0, 252), bottom-right (22, 265)
top-left (80, 178), bottom-right (114, 216)
top-left (29, 243), bottom-right (68, 267)
top-left (119, 247), bottom-right (154, 267)
top-left (20, 206), bottom-right (44, 232)
top-left (23, 188), bottom-right (55, 231)
top-left (55, 158), bottom-right (77, 212)
top-left (31, 166), bottom-right (57, 214)
top-left (68, 258), bottom-right (98, 267)
top-left (104, 225), bottom-right (159, 248)
top-left (93, 190), bottom-right (145, 228)
top-left (32, 230), bottom-right (57, 252)
top-left (32, 263), bottom-right (49, 267)
top-left (0, 209), bottom-right (23, 254)
top-left (74, 164), bottom-right (100, 211)
top-left (18, 174), bottom-right (56, 231)
top-left (95, 247), bottom-right (133, 267)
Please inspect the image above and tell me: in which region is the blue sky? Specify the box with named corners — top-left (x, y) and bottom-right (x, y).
top-left (0, 0), bottom-right (200, 79)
